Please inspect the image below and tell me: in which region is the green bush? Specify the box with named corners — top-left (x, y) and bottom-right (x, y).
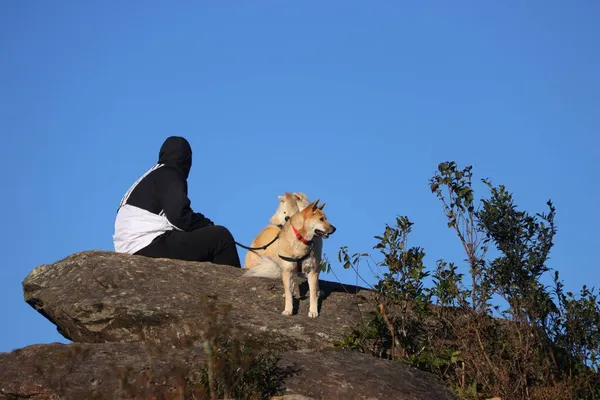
top-left (333, 161), bottom-right (600, 400)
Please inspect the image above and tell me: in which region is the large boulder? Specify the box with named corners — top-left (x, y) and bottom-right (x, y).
top-left (0, 342), bottom-right (455, 400)
top-left (22, 250), bottom-right (373, 350)
top-left (11, 250), bottom-right (457, 399)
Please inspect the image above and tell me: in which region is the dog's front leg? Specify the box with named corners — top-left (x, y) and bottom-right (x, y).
top-left (281, 269), bottom-right (294, 316)
top-left (307, 269), bottom-right (320, 318)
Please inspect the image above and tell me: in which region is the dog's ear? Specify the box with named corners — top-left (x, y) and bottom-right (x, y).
top-left (311, 199), bottom-right (320, 212)
top-left (293, 192), bottom-right (308, 201)
top-left (278, 195), bottom-right (285, 202)
top-left (303, 200), bottom-right (318, 214)
top-left (285, 191), bottom-right (296, 201)
top-left (318, 202), bottom-right (326, 210)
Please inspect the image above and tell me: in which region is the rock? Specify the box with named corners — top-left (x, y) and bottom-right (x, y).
top-left (22, 250), bottom-right (374, 351)
top-left (0, 342), bottom-right (206, 400)
top-left (15, 250), bottom-right (457, 399)
top-left (0, 342), bottom-right (455, 400)
top-left (278, 349), bottom-right (455, 400)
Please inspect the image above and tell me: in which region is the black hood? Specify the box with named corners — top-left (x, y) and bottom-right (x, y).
top-left (158, 136), bottom-right (192, 179)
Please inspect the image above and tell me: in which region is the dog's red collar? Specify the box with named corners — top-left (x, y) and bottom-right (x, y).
top-left (292, 225), bottom-right (311, 245)
top-left (279, 225), bottom-right (313, 262)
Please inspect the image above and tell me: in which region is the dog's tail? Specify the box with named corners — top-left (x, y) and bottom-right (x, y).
top-left (242, 256), bottom-right (281, 279)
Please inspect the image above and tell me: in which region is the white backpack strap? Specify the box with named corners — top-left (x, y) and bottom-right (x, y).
top-left (117, 164), bottom-right (163, 210)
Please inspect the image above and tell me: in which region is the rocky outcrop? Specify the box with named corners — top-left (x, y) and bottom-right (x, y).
top-left (0, 250), bottom-right (456, 399)
top-left (0, 342), bottom-right (453, 400)
top-left (20, 250), bottom-right (372, 351)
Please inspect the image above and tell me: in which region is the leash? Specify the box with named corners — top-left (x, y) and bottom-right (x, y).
top-left (235, 233), bottom-right (280, 251)
top-left (234, 218), bottom-right (288, 252)
top-left (236, 218), bottom-right (312, 259)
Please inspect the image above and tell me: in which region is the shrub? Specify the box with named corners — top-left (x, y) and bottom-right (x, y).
top-left (334, 161), bottom-right (600, 400)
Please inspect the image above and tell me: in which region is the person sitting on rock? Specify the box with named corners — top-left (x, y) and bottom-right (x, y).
top-left (112, 136), bottom-right (241, 268)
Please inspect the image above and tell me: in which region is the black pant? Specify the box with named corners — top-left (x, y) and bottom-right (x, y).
top-left (135, 225), bottom-right (241, 268)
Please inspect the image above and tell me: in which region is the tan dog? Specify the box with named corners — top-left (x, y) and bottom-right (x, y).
top-left (243, 191), bottom-right (323, 297)
top-left (246, 191), bottom-right (325, 275)
top-left (244, 191), bottom-right (308, 269)
top-left (243, 200), bottom-right (336, 318)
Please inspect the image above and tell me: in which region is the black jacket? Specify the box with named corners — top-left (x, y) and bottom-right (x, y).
top-left (113, 136), bottom-right (212, 254)
top-left (129, 136), bottom-right (212, 230)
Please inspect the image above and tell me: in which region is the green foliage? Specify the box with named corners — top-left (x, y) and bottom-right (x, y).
top-left (432, 259), bottom-right (466, 309)
top-left (372, 216), bottom-right (431, 306)
top-left (551, 278), bottom-right (600, 399)
top-left (336, 216), bottom-right (434, 361)
top-left (429, 161), bottom-right (491, 313)
top-left (333, 310), bottom-right (393, 358)
top-left (335, 161), bottom-right (600, 400)
top-left (196, 338), bottom-right (291, 400)
top-left (477, 180), bottom-right (558, 324)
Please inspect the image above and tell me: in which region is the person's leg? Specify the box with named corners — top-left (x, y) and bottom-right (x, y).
top-left (134, 233), bottom-right (171, 258)
top-left (176, 225), bottom-right (241, 268)
top-left (135, 225), bottom-right (241, 268)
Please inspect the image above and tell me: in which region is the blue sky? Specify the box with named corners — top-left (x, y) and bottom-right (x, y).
top-left (1, 1), bottom-right (598, 352)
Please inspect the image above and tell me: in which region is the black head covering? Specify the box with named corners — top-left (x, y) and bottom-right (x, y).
top-left (158, 136), bottom-right (192, 179)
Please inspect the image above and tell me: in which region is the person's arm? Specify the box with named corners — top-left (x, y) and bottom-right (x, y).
top-left (156, 168), bottom-right (213, 231)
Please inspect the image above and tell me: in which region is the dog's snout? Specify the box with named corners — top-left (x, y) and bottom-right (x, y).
top-left (329, 225), bottom-right (337, 234)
